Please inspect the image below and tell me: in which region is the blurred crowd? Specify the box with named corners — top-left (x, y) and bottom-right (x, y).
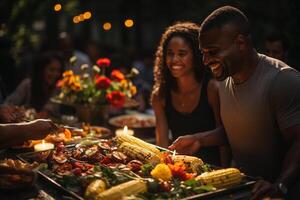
top-left (0, 32), bottom-right (155, 122)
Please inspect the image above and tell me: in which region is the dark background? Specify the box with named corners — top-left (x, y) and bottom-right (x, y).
top-left (0, 0), bottom-right (300, 89)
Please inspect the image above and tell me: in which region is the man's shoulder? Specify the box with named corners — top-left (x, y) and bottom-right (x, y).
top-left (259, 53), bottom-right (296, 73)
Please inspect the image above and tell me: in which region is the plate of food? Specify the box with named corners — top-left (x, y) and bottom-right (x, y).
top-left (0, 159), bottom-right (39, 190)
top-left (108, 113), bottom-right (156, 138)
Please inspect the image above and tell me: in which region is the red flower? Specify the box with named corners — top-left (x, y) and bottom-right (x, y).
top-left (106, 91), bottom-right (125, 108)
top-left (96, 58), bottom-right (111, 67)
top-left (95, 76), bottom-right (111, 90)
top-left (111, 70), bottom-right (125, 81)
top-left (56, 80), bottom-right (64, 88)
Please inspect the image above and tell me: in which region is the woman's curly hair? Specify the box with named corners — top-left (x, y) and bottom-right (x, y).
top-left (151, 21), bottom-right (205, 101)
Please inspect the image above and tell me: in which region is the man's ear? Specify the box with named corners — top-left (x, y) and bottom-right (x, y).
top-left (235, 34), bottom-right (247, 51)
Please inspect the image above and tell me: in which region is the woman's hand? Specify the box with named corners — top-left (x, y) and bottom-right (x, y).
top-left (168, 134), bottom-right (201, 155)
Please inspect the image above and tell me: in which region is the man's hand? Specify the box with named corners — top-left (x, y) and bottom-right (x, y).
top-left (28, 119), bottom-right (58, 140)
top-left (168, 134), bottom-right (201, 155)
top-left (251, 180), bottom-right (285, 200)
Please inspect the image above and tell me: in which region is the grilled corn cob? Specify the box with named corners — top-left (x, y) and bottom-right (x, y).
top-left (119, 142), bottom-right (160, 165)
top-left (172, 155), bottom-right (204, 173)
top-left (196, 168), bottom-right (243, 189)
top-left (84, 179), bottom-right (106, 200)
top-left (96, 179), bottom-right (147, 200)
top-left (115, 133), bottom-right (160, 154)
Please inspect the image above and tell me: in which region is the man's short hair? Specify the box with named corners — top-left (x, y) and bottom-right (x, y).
top-left (199, 6), bottom-right (250, 36)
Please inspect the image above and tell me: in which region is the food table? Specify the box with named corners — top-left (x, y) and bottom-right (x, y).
top-left (0, 114), bottom-right (256, 200)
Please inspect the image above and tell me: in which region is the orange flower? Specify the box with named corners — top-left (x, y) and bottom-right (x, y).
top-left (168, 162), bottom-right (195, 180)
top-left (106, 91), bottom-right (125, 108)
top-left (111, 70), bottom-right (125, 81)
top-left (63, 70), bottom-right (74, 77)
top-left (130, 85), bottom-right (137, 96)
top-left (96, 58), bottom-right (111, 67)
top-left (95, 76), bottom-right (111, 90)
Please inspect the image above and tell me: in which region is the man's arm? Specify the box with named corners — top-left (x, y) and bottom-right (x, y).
top-left (276, 124), bottom-right (300, 190)
top-left (0, 119), bottom-right (58, 148)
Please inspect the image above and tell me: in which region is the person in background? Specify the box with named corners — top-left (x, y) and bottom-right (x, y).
top-left (0, 119), bottom-right (58, 149)
top-left (57, 32), bottom-right (91, 75)
top-left (151, 22), bottom-right (231, 167)
top-left (5, 51), bottom-right (64, 118)
top-left (170, 6), bottom-right (300, 200)
top-left (264, 31), bottom-right (289, 62)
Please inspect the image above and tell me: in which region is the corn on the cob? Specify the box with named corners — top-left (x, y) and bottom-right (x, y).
top-left (96, 179), bottom-right (147, 200)
top-left (115, 133), bottom-right (160, 154)
top-left (119, 142), bottom-right (160, 165)
top-left (84, 179), bottom-right (106, 200)
top-left (172, 155), bottom-right (204, 173)
top-left (195, 168), bottom-right (243, 189)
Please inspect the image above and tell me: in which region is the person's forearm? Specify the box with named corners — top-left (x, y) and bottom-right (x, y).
top-left (194, 126), bottom-right (228, 147)
top-left (276, 138), bottom-right (300, 189)
top-left (0, 124), bottom-right (32, 148)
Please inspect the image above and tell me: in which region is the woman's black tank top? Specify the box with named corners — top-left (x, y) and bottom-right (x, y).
top-left (165, 75), bottom-right (221, 165)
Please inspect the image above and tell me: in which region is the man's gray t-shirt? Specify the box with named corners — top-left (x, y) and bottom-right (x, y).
top-left (219, 54), bottom-right (300, 181)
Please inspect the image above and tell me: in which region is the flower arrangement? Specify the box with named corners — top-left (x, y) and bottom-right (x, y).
top-left (56, 57), bottom-right (138, 108)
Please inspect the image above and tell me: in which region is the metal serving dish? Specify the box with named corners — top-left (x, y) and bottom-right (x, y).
top-left (17, 148), bottom-right (256, 200)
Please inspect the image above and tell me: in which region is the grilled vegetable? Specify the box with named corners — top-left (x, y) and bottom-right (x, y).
top-left (96, 179), bottom-right (147, 200)
top-left (150, 163), bottom-right (172, 181)
top-left (195, 168), bottom-right (243, 189)
top-left (172, 155), bottom-right (203, 173)
top-left (116, 133), bottom-right (160, 154)
top-left (84, 179), bottom-right (106, 200)
top-left (119, 142), bottom-right (160, 165)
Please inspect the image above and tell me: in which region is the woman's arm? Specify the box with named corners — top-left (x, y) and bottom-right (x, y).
top-left (152, 92), bottom-right (169, 148)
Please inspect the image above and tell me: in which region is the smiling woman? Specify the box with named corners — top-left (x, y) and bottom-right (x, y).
top-left (4, 51), bottom-right (64, 118)
top-left (151, 22), bottom-right (231, 167)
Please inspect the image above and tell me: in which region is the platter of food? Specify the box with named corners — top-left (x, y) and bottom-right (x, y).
top-left (0, 159), bottom-right (39, 190)
top-left (17, 134), bottom-right (256, 200)
top-left (11, 125), bottom-right (113, 150)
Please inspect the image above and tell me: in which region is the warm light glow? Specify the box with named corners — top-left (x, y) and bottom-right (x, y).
top-left (103, 22), bottom-right (112, 31)
top-left (54, 4), bottom-right (62, 12)
top-left (124, 19), bottom-right (134, 28)
top-left (124, 125), bottom-right (128, 134)
top-left (79, 14), bottom-right (85, 22)
top-left (83, 11), bottom-right (92, 19)
top-left (34, 140), bottom-right (54, 151)
top-left (73, 16), bottom-right (80, 24)
top-left (115, 125), bottom-right (134, 136)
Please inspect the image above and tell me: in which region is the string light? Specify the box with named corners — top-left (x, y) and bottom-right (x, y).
top-left (103, 22), bottom-right (112, 31)
top-left (54, 4), bottom-right (62, 12)
top-left (83, 11), bottom-right (92, 20)
top-left (124, 19), bottom-right (134, 28)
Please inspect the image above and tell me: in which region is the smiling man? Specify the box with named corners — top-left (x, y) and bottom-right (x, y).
top-left (169, 5), bottom-right (300, 200)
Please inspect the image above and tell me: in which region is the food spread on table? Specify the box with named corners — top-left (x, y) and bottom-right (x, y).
top-left (16, 133), bottom-right (248, 199)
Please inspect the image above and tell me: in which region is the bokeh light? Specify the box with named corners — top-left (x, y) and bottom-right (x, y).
top-left (54, 4), bottom-right (62, 12)
top-left (103, 22), bottom-right (112, 31)
top-left (83, 11), bottom-right (92, 20)
top-left (124, 19), bottom-right (134, 28)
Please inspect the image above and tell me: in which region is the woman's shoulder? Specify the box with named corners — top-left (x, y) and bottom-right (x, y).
top-left (151, 88), bottom-right (165, 108)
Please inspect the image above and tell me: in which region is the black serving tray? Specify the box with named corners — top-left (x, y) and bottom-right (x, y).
top-left (17, 149), bottom-right (256, 200)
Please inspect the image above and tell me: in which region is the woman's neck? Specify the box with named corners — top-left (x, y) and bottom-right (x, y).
top-left (176, 76), bottom-right (201, 94)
